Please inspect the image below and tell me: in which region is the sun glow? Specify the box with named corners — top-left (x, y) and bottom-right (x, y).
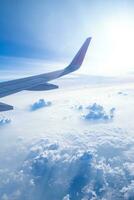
top-left (105, 18), bottom-right (134, 75)
top-left (82, 16), bottom-right (134, 76)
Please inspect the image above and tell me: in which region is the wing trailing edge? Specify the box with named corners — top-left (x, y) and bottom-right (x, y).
top-left (26, 83), bottom-right (59, 91)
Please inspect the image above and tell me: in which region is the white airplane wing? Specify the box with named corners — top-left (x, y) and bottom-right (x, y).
top-left (0, 37), bottom-right (91, 111)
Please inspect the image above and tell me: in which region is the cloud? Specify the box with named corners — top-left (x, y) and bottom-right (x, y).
top-left (121, 181), bottom-right (134, 200)
top-left (73, 102), bottom-right (116, 122)
top-left (30, 99), bottom-right (52, 111)
top-left (83, 103), bottom-right (116, 122)
top-left (0, 116), bottom-right (11, 126)
top-left (63, 194), bottom-right (70, 200)
top-left (1, 135), bottom-right (134, 200)
top-left (0, 81), bottom-right (133, 200)
top-left (118, 91), bottom-right (128, 96)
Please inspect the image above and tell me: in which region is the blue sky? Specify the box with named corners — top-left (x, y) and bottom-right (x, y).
top-left (0, 0), bottom-right (134, 76)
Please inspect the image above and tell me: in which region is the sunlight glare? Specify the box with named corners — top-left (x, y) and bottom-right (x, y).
top-left (106, 18), bottom-right (134, 74)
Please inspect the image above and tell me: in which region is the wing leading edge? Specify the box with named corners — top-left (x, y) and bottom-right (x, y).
top-left (0, 37), bottom-right (91, 111)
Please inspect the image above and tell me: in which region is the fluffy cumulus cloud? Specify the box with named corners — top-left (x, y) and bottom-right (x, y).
top-left (30, 99), bottom-right (52, 111)
top-left (0, 85), bottom-right (134, 200)
top-left (1, 135), bottom-right (134, 200)
top-left (73, 103), bottom-right (116, 122)
top-left (84, 103), bottom-right (115, 122)
top-left (0, 116), bottom-right (11, 126)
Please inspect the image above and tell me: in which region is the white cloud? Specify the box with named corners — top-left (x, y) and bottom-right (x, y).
top-left (78, 103), bottom-right (116, 122)
top-left (0, 77), bottom-right (134, 200)
top-left (0, 116), bottom-right (11, 126)
top-left (29, 99), bottom-right (52, 111)
top-left (1, 135), bottom-right (134, 200)
top-left (121, 181), bottom-right (134, 200)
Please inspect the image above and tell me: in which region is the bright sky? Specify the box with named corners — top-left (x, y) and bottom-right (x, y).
top-left (0, 0), bottom-right (134, 76)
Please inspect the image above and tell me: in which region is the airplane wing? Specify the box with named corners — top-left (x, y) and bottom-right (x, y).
top-left (0, 37), bottom-right (91, 111)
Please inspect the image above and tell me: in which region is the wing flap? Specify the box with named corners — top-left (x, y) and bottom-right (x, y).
top-left (26, 83), bottom-right (59, 91)
top-left (0, 102), bottom-right (13, 112)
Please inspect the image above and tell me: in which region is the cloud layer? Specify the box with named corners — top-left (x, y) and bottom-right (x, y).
top-left (0, 80), bottom-right (134, 200)
top-left (1, 133), bottom-right (134, 200)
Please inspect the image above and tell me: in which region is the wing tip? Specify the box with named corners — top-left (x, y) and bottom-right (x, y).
top-left (86, 37), bottom-right (92, 41)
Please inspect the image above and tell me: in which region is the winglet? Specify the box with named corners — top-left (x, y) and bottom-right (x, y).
top-left (69, 37), bottom-right (92, 68)
top-left (62, 37), bottom-right (92, 75)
